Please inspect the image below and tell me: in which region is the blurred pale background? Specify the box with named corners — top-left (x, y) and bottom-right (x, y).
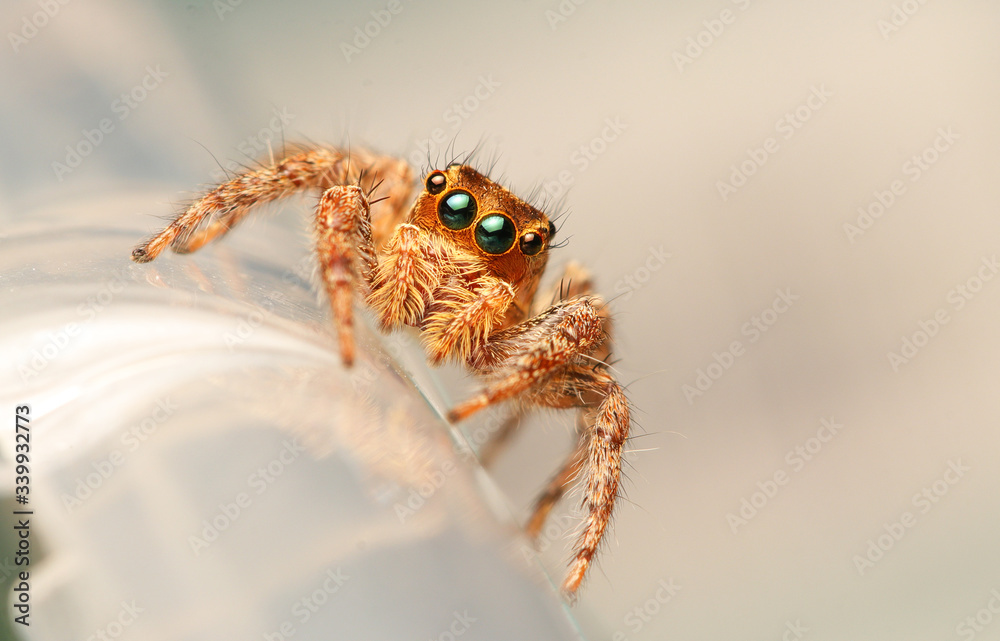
top-left (3, 1), bottom-right (1000, 640)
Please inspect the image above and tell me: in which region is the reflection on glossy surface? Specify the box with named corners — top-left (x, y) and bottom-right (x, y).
top-left (0, 221), bottom-right (581, 641)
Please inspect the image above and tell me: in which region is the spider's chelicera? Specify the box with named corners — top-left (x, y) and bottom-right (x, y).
top-left (132, 146), bottom-right (632, 597)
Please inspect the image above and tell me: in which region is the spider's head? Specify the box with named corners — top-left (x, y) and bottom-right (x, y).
top-left (412, 164), bottom-right (556, 289)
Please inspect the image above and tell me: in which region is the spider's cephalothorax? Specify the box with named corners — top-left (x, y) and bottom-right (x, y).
top-left (132, 146), bottom-right (632, 597)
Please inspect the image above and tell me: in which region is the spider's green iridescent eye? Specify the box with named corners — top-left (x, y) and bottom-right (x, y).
top-left (426, 171), bottom-right (447, 195)
top-left (438, 190), bottom-right (477, 230)
top-left (519, 231), bottom-right (544, 256)
top-left (475, 214), bottom-right (516, 254)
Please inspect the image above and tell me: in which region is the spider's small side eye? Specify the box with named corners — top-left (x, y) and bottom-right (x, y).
top-left (426, 171), bottom-right (447, 195)
top-left (438, 190), bottom-right (477, 230)
top-left (519, 231), bottom-right (544, 256)
top-left (547, 220), bottom-right (556, 238)
top-left (475, 214), bottom-right (516, 254)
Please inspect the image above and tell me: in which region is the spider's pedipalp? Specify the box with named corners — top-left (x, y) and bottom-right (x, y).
top-left (423, 276), bottom-right (515, 365)
top-left (366, 223), bottom-right (439, 330)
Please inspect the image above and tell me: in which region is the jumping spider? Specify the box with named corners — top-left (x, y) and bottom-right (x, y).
top-left (131, 146), bottom-right (631, 596)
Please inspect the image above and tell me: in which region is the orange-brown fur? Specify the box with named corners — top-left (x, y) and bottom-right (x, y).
top-left (131, 146), bottom-right (631, 597)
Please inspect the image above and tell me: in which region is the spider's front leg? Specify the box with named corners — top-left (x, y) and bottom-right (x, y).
top-left (314, 168), bottom-right (422, 365)
top-left (450, 296), bottom-right (631, 596)
top-left (314, 185), bottom-right (377, 367)
top-left (131, 146), bottom-right (413, 263)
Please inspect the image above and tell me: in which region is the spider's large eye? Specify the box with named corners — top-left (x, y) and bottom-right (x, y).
top-left (519, 231), bottom-right (544, 256)
top-left (438, 190), bottom-right (477, 230)
top-left (426, 171), bottom-right (446, 195)
top-left (475, 214), bottom-right (516, 254)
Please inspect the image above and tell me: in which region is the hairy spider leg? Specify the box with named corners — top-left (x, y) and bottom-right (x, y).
top-left (131, 147), bottom-right (412, 263)
top-left (448, 294), bottom-right (629, 595)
